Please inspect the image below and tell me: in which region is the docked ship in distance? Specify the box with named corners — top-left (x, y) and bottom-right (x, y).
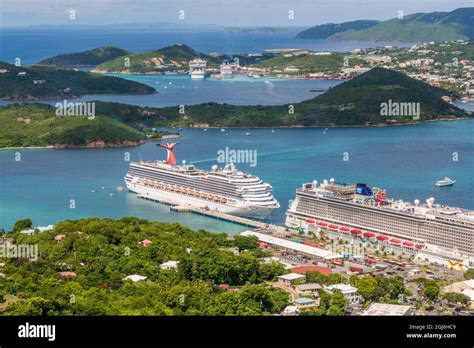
top-left (124, 143), bottom-right (280, 218)
top-left (286, 179), bottom-right (474, 268)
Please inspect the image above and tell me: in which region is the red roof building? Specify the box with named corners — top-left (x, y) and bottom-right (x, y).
top-left (291, 266), bottom-right (332, 276)
top-left (59, 271), bottom-right (77, 278)
top-left (140, 239), bottom-right (153, 247)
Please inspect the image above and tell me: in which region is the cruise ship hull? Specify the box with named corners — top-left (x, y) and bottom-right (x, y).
top-left (126, 180), bottom-right (276, 218)
top-left (191, 74), bottom-right (205, 79)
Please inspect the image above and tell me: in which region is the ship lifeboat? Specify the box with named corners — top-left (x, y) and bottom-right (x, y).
top-left (376, 235), bottom-right (388, 241)
top-left (350, 229), bottom-right (362, 235)
top-left (339, 227), bottom-right (350, 234)
top-left (402, 241), bottom-right (414, 248)
top-left (222, 199), bottom-right (227, 204)
top-left (328, 224), bottom-right (339, 230)
top-left (415, 244), bottom-right (424, 249)
top-left (304, 219), bottom-right (315, 224)
top-left (318, 222), bottom-right (328, 227)
top-left (390, 239), bottom-right (401, 244)
top-left (363, 232), bottom-right (375, 238)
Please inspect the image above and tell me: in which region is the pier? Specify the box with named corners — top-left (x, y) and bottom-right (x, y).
top-left (137, 194), bottom-right (284, 231)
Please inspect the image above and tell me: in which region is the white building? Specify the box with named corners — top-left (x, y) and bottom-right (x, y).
top-left (325, 283), bottom-right (361, 304)
top-left (277, 273), bottom-right (306, 286)
top-left (160, 260), bottom-right (179, 270)
top-left (294, 283), bottom-right (322, 296)
top-left (241, 231), bottom-right (342, 261)
top-left (123, 274), bottom-right (148, 282)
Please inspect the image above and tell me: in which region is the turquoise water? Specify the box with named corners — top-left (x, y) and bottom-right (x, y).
top-left (0, 74), bottom-right (341, 108)
top-left (1, 119), bottom-right (473, 232)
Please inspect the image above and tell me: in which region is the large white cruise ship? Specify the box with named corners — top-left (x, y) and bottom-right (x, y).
top-left (189, 58), bottom-right (207, 79)
top-left (124, 143), bottom-right (280, 218)
top-left (285, 179), bottom-right (474, 264)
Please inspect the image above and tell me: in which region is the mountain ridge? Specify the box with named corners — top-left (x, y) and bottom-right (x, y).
top-left (297, 7), bottom-right (474, 42)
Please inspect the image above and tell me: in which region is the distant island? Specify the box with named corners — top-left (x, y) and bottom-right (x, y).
top-left (297, 7), bottom-right (474, 42)
top-left (91, 68), bottom-right (470, 128)
top-left (296, 20), bottom-right (379, 40)
top-left (35, 46), bottom-right (130, 67)
top-left (92, 44), bottom-right (222, 74)
top-left (0, 61), bottom-right (155, 100)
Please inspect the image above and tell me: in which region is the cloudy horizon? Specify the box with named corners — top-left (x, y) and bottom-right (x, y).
top-left (0, 0), bottom-right (472, 28)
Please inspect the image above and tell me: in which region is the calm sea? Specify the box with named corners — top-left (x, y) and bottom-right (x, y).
top-left (1, 120), bottom-right (473, 232)
top-left (0, 27), bottom-right (412, 65)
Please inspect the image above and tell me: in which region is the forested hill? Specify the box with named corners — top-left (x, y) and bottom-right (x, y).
top-left (0, 103), bottom-right (145, 149)
top-left (93, 44), bottom-right (221, 73)
top-left (0, 61), bottom-right (156, 100)
top-left (36, 46), bottom-right (130, 67)
top-left (0, 217), bottom-right (289, 315)
top-left (296, 20), bottom-right (379, 39)
top-left (298, 7), bottom-right (474, 42)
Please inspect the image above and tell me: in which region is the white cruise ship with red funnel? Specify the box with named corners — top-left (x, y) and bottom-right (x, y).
top-left (124, 143), bottom-right (279, 218)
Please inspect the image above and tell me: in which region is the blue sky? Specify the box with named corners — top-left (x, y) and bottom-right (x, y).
top-left (0, 0), bottom-right (472, 27)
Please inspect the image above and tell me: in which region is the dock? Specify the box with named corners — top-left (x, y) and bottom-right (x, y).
top-left (137, 194), bottom-right (284, 231)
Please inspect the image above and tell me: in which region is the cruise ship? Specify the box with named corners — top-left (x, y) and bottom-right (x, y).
top-left (220, 62), bottom-right (234, 79)
top-left (124, 143), bottom-right (280, 218)
top-left (285, 179), bottom-right (474, 262)
top-left (189, 58), bottom-right (207, 79)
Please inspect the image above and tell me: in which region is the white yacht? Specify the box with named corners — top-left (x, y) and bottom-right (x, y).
top-left (436, 177), bottom-right (456, 187)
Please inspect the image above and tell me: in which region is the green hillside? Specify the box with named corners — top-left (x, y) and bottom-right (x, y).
top-left (299, 7), bottom-right (474, 42)
top-left (296, 20), bottom-right (379, 39)
top-left (94, 44), bottom-right (221, 73)
top-left (251, 52), bottom-right (366, 73)
top-left (0, 61), bottom-right (155, 100)
top-left (0, 217), bottom-right (289, 315)
top-left (90, 68), bottom-right (469, 128)
top-left (0, 103), bottom-right (145, 148)
top-left (36, 46), bottom-right (130, 67)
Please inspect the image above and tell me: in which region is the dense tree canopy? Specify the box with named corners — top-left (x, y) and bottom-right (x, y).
top-left (0, 217), bottom-right (288, 315)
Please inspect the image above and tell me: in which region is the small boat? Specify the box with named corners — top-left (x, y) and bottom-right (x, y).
top-left (245, 132), bottom-right (251, 136)
top-left (116, 186), bottom-right (124, 192)
top-left (435, 177), bottom-right (456, 187)
top-left (220, 128), bottom-right (225, 132)
top-left (204, 129), bottom-right (208, 132)
top-left (271, 129), bottom-right (275, 133)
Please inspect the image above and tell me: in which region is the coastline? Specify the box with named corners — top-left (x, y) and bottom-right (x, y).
top-left (0, 135), bottom-right (182, 151)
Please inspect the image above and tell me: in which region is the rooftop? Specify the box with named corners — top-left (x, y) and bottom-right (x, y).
top-left (123, 274), bottom-right (148, 282)
top-left (295, 283), bottom-right (323, 291)
top-left (291, 266), bottom-right (332, 276)
top-left (294, 297), bottom-right (315, 304)
top-left (362, 303), bottom-right (413, 316)
top-left (241, 231), bottom-right (342, 260)
top-left (278, 273), bottom-right (306, 281)
top-left (326, 283), bottom-right (357, 293)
